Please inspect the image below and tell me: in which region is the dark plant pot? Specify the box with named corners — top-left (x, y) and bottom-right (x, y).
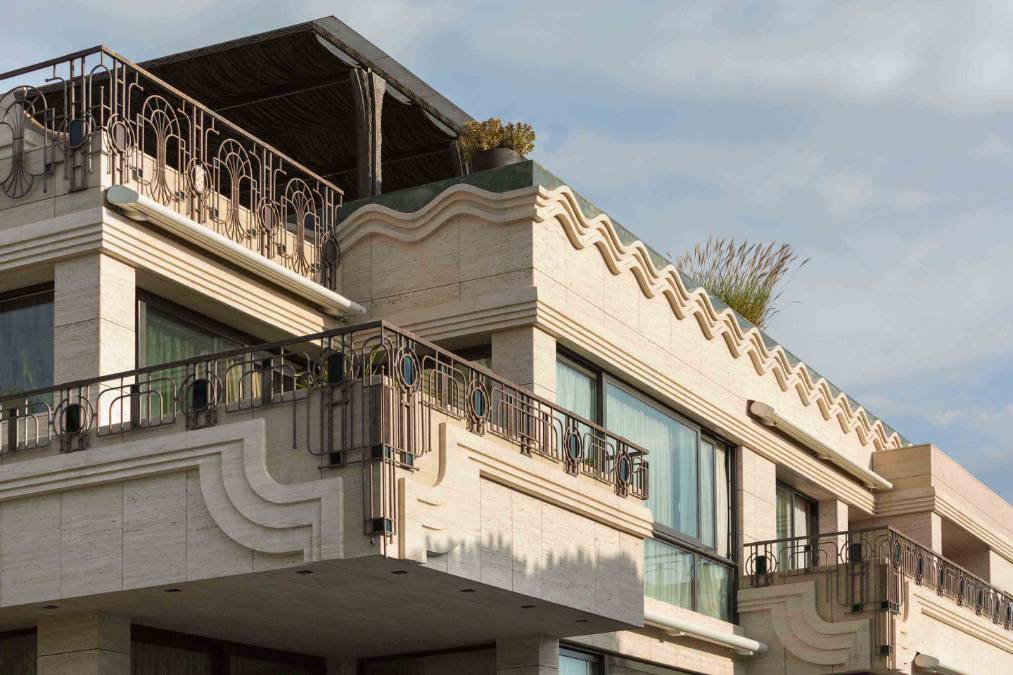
top-left (470, 147), bottom-right (523, 172)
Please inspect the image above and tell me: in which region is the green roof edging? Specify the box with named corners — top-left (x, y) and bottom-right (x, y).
top-left (337, 160), bottom-right (909, 445)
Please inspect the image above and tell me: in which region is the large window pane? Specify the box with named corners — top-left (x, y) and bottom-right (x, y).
top-left (700, 440), bottom-right (715, 548)
top-left (697, 559), bottom-right (733, 621)
top-left (556, 359), bottom-right (596, 421)
top-left (560, 652), bottom-right (597, 675)
top-left (229, 656), bottom-right (316, 675)
top-left (132, 641), bottom-right (212, 675)
top-left (715, 445), bottom-right (729, 558)
top-left (0, 290), bottom-right (53, 396)
top-left (140, 303), bottom-right (245, 408)
top-left (645, 539), bottom-right (694, 609)
top-left (606, 384), bottom-right (697, 538)
top-left (0, 632), bottom-right (36, 675)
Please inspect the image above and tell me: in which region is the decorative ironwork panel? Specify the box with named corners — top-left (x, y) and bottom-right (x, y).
top-left (0, 47), bottom-right (344, 288)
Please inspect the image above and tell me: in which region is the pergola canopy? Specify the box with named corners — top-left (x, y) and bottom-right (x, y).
top-left (141, 17), bottom-right (473, 201)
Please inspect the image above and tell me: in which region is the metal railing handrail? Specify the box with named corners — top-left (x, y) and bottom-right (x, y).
top-left (744, 526), bottom-right (1013, 629)
top-left (0, 45), bottom-right (341, 194)
top-left (0, 320), bottom-right (649, 501)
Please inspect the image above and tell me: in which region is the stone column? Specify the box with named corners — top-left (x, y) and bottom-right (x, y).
top-left (491, 326), bottom-right (556, 399)
top-left (818, 498), bottom-right (849, 567)
top-left (37, 613), bottom-right (130, 675)
top-left (496, 635), bottom-right (559, 674)
top-left (737, 447), bottom-right (777, 572)
top-left (54, 253), bottom-right (136, 383)
top-left (53, 253), bottom-right (136, 430)
top-left (887, 512), bottom-right (942, 553)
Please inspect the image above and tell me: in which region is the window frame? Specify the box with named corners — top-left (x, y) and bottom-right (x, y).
top-left (555, 349), bottom-right (739, 622)
top-left (559, 646), bottom-right (605, 674)
top-left (775, 482), bottom-right (818, 540)
top-left (131, 625), bottom-right (325, 675)
top-left (0, 283), bottom-right (55, 395)
top-left (136, 292), bottom-right (257, 369)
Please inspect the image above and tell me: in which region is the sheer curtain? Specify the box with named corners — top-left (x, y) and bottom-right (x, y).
top-left (697, 559), bottom-right (732, 621)
top-left (605, 384), bottom-right (697, 538)
top-left (0, 292), bottom-right (53, 396)
top-left (556, 360), bottom-right (595, 420)
top-left (142, 305), bottom-right (244, 407)
top-left (644, 539), bottom-right (694, 609)
top-left (714, 445), bottom-right (729, 558)
top-left (699, 440), bottom-right (715, 548)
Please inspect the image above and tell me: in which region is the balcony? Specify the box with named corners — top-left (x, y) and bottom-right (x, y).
top-left (740, 527), bottom-right (1013, 672)
top-left (0, 47), bottom-right (342, 289)
top-left (0, 320), bottom-right (648, 507)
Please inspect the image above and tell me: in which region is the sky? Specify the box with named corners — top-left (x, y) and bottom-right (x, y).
top-left (4, 1), bottom-right (1012, 500)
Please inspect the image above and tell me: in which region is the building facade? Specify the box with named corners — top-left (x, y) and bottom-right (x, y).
top-left (0, 17), bottom-right (1010, 675)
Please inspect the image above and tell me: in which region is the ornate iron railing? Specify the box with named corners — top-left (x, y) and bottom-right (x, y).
top-left (744, 527), bottom-right (1013, 636)
top-left (0, 47), bottom-right (342, 287)
top-left (0, 321), bottom-right (648, 502)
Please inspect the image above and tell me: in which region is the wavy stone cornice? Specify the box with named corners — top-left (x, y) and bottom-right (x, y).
top-left (534, 185), bottom-right (904, 453)
top-left (337, 180), bottom-right (904, 458)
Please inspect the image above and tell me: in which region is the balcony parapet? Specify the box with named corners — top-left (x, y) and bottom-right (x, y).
top-left (0, 46), bottom-right (342, 288)
top-left (0, 321), bottom-right (648, 513)
top-left (744, 527), bottom-right (1013, 641)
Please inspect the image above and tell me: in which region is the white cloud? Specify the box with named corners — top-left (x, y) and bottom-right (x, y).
top-left (974, 133), bottom-right (1013, 161)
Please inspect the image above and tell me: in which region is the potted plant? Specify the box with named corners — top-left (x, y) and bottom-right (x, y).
top-left (459, 118), bottom-right (536, 172)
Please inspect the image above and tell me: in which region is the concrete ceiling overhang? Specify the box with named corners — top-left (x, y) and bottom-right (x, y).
top-left (0, 557), bottom-right (634, 660)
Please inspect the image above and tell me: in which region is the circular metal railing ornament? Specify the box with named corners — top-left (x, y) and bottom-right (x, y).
top-left (53, 396), bottom-right (95, 441)
top-left (467, 381), bottom-right (490, 422)
top-left (179, 372), bottom-right (224, 414)
top-left (564, 427), bottom-right (583, 465)
top-left (395, 347), bottom-right (421, 392)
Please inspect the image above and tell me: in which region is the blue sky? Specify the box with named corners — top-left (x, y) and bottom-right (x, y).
top-left (5, 1), bottom-right (1012, 500)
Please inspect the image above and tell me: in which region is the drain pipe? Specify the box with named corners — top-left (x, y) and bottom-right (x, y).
top-left (643, 607), bottom-right (767, 656)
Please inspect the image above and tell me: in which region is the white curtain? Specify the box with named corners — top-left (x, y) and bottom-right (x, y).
top-left (714, 445), bottom-right (729, 558)
top-left (556, 360), bottom-right (595, 420)
top-left (699, 440), bottom-right (715, 548)
top-left (697, 559), bottom-right (732, 621)
top-left (644, 539), bottom-right (694, 609)
top-left (605, 384), bottom-right (697, 538)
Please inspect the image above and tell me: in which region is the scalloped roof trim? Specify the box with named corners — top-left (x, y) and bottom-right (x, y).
top-left (536, 185), bottom-right (906, 453)
top-left (337, 180), bottom-right (907, 454)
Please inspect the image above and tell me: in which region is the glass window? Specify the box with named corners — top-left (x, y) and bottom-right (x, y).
top-left (775, 485), bottom-right (816, 571)
top-left (556, 357), bottom-right (736, 620)
top-left (139, 301), bottom-right (246, 408)
top-left (556, 359), bottom-right (597, 422)
top-left (560, 649), bottom-right (600, 675)
top-left (697, 558), bottom-right (733, 621)
top-left (133, 641), bottom-right (212, 675)
top-left (645, 538), bottom-right (694, 609)
top-left (0, 631), bottom-right (36, 675)
top-left (0, 288), bottom-right (53, 396)
top-left (605, 384), bottom-right (698, 538)
top-left (229, 656), bottom-right (316, 675)
top-left (141, 303), bottom-right (241, 369)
